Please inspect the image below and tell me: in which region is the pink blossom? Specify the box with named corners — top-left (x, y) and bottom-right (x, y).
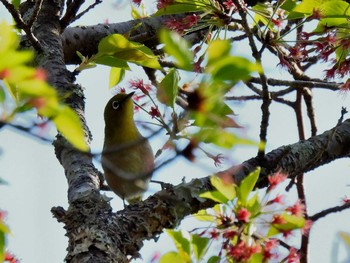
top-left (267, 172), bottom-right (288, 191)
top-left (286, 200), bottom-right (305, 217)
top-left (271, 214), bottom-right (286, 225)
top-left (236, 208), bottom-right (251, 223)
top-left (228, 240), bottom-right (261, 262)
top-left (129, 79), bottom-right (152, 95)
top-left (287, 247), bottom-right (300, 263)
top-left (149, 106), bottom-right (161, 119)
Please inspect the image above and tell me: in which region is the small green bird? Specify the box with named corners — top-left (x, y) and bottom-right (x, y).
top-left (101, 92), bottom-right (154, 203)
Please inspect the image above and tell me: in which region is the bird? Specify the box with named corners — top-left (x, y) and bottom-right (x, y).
top-left (101, 92), bottom-right (154, 203)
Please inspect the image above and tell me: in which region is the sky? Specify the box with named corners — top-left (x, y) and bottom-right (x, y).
top-left (1, 1), bottom-right (350, 262)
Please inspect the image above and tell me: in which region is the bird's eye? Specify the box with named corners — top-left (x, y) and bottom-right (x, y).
top-left (112, 101), bottom-right (120, 110)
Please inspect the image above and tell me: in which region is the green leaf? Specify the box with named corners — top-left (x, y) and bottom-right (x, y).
top-left (192, 234), bottom-right (209, 260)
top-left (208, 56), bottom-right (262, 82)
top-left (246, 192), bottom-right (261, 216)
top-left (97, 34), bottom-right (161, 69)
top-left (98, 34), bottom-right (143, 54)
top-left (267, 213), bottom-right (306, 237)
top-left (159, 252), bottom-right (187, 263)
top-left (237, 168), bottom-right (260, 206)
top-left (210, 176), bottom-right (236, 201)
top-left (319, 0), bottom-right (350, 18)
top-left (339, 231), bottom-right (350, 248)
top-left (17, 79), bottom-right (57, 99)
top-left (166, 230), bottom-right (191, 262)
top-left (194, 128), bottom-right (255, 148)
top-left (109, 67), bottom-right (125, 88)
top-left (280, 0), bottom-right (298, 12)
top-left (0, 22), bottom-right (19, 52)
top-left (249, 252), bottom-right (263, 263)
top-left (1, 66), bottom-right (35, 87)
top-left (200, 190), bottom-right (229, 203)
top-left (113, 48), bottom-right (161, 69)
top-left (193, 209), bottom-right (215, 222)
top-left (0, 222), bottom-right (9, 234)
top-left (0, 50), bottom-right (33, 70)
top-left (291, 0), bottom-right (326, 16)
top-left (154, 2), bottom-right (207, 16)
top-left (159, 29), bottom-right (194, 70)
top-left (207, 40), bottom-right (231, 66)
top-left (0, 231), bottom-right (4, 263)
top-left (206, 39), bottom-right (262, 82)
top-left (207, 255), bottom-right (220, 263)
top-left (157, 68), bottom-right (179, 107)
top-left (95, 56), bottom-right (130, 69)
top-left (0, 86), bottom-right (5, 103)
top-left (52, 106), bottom-right (88, 151)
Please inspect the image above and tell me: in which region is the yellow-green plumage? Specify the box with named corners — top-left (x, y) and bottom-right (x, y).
top-left (101, 92), bottom-right (154, 203)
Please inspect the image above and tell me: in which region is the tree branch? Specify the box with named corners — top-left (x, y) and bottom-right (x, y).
top-left (61, 15), bottom-right (205, 65)
top-left (51, 118), bottom-right (350, 261)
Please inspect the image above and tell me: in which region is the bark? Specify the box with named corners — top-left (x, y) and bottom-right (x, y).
top-left (61, 15), bottom-right (205, 65)
top-left (51, 117), bottom-right (350, 262)
top-left (23, 1), bottom-right (350, 261)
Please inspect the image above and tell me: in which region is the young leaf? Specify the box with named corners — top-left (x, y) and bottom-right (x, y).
top-left (0, 22), bottom-right (19, 52)
top-left (207, 56), bottom-right (262, 83)
top-left (236, 167), bottom-right (260, 206)
top-left (0, 222), bottom-right (9, 234)
top-left (96, 34), bottom-right (161, 69)
top-left (194, 128), bottom-right (255, 148)
top-left (200, 190), bottom-right (229, 204)
top-left (0, 231), bottom-right (4, 263)
top-left (52, 106), bottom-right (88, 152)
top-left (0, 86), bottom-right (5, 103)
top-left (207, 40), bottom-right (231, 66)
top-left (207, 255), bottom-right (220, 263)
top-left (267, 213), bottom-right (306, 237)
top-left (193, 209), bottom-right (215, 222)
top-left (157, 68), bottom-right (179, 107)
top-left (166, 230), bottom-right (191, 262)
top-left (191, 234), bottom-right (210, 260)
top-left (159, 251), bottom-right (187, 263)
top-left (210, 176), bottom-right (236, 201)
top-left (339, 231), bottom-right (350, 248)
top-left (154, 3), bottom-right (207, 16)
top-left (109, 67), bottom-right (125, 88)
top-left (95, 56), bottom-right (130, 69)
top-left (159, 29), bottom-right (194, 70)
top-left (246, 192), bottom-right (261, 216)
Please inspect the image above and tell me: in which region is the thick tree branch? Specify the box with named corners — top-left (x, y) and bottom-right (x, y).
top-left (61, 15), bottom-right (205, 65)
top-left (52, 118), bottom-right (350, 261)
top-left (23, 3), bottom-right (350, 261)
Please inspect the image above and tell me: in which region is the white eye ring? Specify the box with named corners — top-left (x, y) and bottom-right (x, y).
top-left (112, 101), bottom-right (120, 110)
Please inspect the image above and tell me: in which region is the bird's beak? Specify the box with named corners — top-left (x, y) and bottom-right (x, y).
top-left (126, 92), bottom-right (135, 100)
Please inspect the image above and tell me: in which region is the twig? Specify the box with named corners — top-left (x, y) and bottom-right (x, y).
top-left (250, 77), bottom-right (341, 91)
top-left (235, 0), bottom-right (271, 158)
top-left (309, 202), bottom-right (350, 222)
top-left (225, 95), bottom-right (261, 101)
top-left (61, 0), bottom-right (85, 28)
top-left (337, 107), bottom-right (348, 126)
top-left (0, 0), bottom-right (42, 52)
top-left (302, 87), bottom-right (317, 136)
top-left (60, 0), bottom-right (101, 29)
top-left (245, 82), bottom-right (262, 96)
top-left (0, 121), bottom-right (53, 143)
top-left (27, 0), bottom-right (43, 28)
top-left (74, 0), bottom-right (102, 22)
top-left (295, 89), bottom-right (305, 140)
